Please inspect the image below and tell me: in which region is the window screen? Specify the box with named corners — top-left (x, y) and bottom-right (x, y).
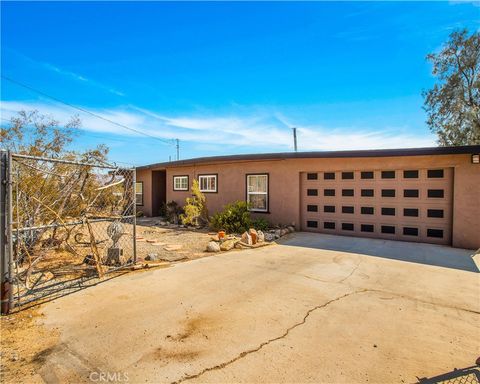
top-left (361, 171), bottom-right (374, 179)
top-left (247, 174), bottom-right (268, 212)
top-left (307, 189), bottom-right (318, 196)
top-left (361, 189), bottom-right (374, 197)
top-left (342, 172), bottom-right (354, 180)
top-left (324, 189), bottom-right (335, 196)
top-left (403, 170), bottom-right (419, 178)
top-left (307, 205), bottom-right (318, 212)
top-left (342, 189), bottom-right (354, 197)
top-left (324, 172), bottom-right (335, 180)
top-left (382, 189), bottom-right (396, 197)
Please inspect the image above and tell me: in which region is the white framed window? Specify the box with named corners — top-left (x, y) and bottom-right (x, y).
top-left (135, 182), bottom-right (143, 205)
top-left (173, 175), bottom-right (189, 191)
top-left (198, 174), bottom-right (217, 193)
top-left (246, 174), bottom-right (268, 212)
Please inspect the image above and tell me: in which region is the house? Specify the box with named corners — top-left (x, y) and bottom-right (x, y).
top-left (135, 145), bottom-right (480, 249)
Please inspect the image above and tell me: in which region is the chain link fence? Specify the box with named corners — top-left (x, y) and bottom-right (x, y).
top-left (1, 151), bottom-right (136, 312)
top-left (417, 366), bottom-right (480, 384)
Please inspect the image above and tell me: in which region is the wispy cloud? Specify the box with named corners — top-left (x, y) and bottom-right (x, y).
top-left (0, 100), bottom-right (435, 153)
top-left (4, 49), bottom-right (125, 96)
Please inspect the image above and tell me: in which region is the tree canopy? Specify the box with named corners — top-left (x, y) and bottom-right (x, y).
top-left (423, 29), bottom-right (480, 146)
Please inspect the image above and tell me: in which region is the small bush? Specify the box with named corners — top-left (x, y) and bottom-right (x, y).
top-left (166, 200), bottom-right (183, 224)
top-left (180, 180), bottom-right (209, 227)
top-left (210, 201), bottom-right (252, 233)
top-left (251, 217), bottom-right (270, 231)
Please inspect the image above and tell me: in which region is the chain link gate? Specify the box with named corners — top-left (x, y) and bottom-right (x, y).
top-left (1, 150), bottom-right (137, 313)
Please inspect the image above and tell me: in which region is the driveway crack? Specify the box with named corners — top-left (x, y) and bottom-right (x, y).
top-left (171, 289), bottom-right (364, 384)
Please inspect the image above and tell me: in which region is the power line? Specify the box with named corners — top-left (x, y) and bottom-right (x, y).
top-left (1, 75), bottom-right (177, 146)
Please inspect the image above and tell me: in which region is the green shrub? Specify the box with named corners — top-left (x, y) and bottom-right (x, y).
top-left (165, 200), bottom-right (183, 224)
top-left (210, 201), bottom-right (252, 233)
top-left (180, 180), bottom-right (209, 227)
top-left (251, 217), bottom-right (270, 231)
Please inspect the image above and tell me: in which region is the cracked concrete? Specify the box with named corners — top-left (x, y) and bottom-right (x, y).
top-left (14, 232), bottom-right (480, 383)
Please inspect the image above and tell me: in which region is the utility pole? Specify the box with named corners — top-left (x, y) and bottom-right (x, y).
top-left (176, 139), bottom-right (180, 160)
top-left (292, 127), bottom-right (298, 152)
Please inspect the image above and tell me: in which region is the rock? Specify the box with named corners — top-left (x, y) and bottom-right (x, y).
top-left (288, 226), bottom-right (295, 233)
top-left (257, 230), bottom-right (265, 243)
top-left (241, 231), bottom-right (252, 245)
top-left (274, 229), bottom-right (282, 238)
top-left (159, 221), bottom-right (167, 226)
top-left (210, 235), bottom-right (220, 242)
top-left (280, 228), bottom-right (289, 236)
top-left (264, 233), bottom-right (275, 242)
top-left (249, 228), bottom-right (258, 244)
top-left (145, 253), bottom-right (159, 261)
top-left (164, 244), bottom-right (183, 251)
top-left (220, 239), bottom-right (238, 251)
top-left (206, 241), bottom-right (221, 252)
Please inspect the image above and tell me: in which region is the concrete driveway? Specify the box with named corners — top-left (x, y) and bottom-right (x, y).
top-left (34, 232), bottom-right (479, 383)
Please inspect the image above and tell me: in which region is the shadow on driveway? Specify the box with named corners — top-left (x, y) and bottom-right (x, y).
top-left (279, 232), bottom-right (478, 273)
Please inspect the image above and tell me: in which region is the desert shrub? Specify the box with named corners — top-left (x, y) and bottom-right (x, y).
top-left (180, 180), bottom-right (209, 227)
top-left (166, 200), bottom-right (183, 224)
top-left (210, 201), bottom-right (252, 233)
top-left (251, 217), bottom-right (270, 231)
top-left (158, 201), bottom-right (167, 217)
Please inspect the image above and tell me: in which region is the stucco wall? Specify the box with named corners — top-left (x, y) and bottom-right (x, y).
top-left (136, 168), bottom-right (153, 217)
top-left (138, 154), bottom-right (480, 249)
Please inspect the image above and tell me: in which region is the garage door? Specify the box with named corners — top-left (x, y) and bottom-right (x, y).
top-left (301, 168), bottom-right (453, 245)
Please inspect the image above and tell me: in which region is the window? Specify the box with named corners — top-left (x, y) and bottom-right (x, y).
top-left (382, 189), bottom-right (395, 197)
top-left (342, 206), bottom-right (354, 214)
top-left (381, 207), bottom-right (395, 216)
top-left (324, 205), bottom-right (335, 213)
top-left (324, 189), bottom-right (335, 196)
top-left (427, 209), bottom-right (444, 218)
top-left (173, 176), bottom-right (189, 191)
top-left (342, 223), bottom-right (354, 231)
top-left (342, 172), bottom-right (354, 180)
top-left (427, 229), bottom-right (443, 238)
top-left (361, 171), bottom-right (374, 179)
top-left (361, 207), bottom-right (374, 215)
top-left (307, 220), bottom-right (318, 228)
top-left (404, 170), bottom-right (419, 178)
top-left (361, 224), bottom-right (374, 232)
top-left (404, 189), bottom-right (419, 198)
top-left (324, 172), bottom-right (335, 180)
top-left (342, 189), bottom-right (354, 197)
top-left (324, 222), bottom-right (335, 229)
top-left (135, 182), bottom-right (143, 205)
top-left (428, 189), bottom-right (444, 198)
top-left (198, 175), bottom-right (217, 193)
top-left (307, 173), bottom-right (318, 180)
top-left (247, 174), bottom-right (268, 212)
top-left (307, 189), bottom-right (318, 196)
top-left (428, 169), bottom-right (444, 178)
top-left (381, 225), bottom-right (395, 234)
top-left (403, 227), bottom-right (418, 236)
top-left (404, 208), bottom-right (419, 217)
top-left (382, 170), bottom-right (396, 179)
top-left (307, 205), bottom-right (318, 212)
top-left (361, 189), bottom-right (374, 197)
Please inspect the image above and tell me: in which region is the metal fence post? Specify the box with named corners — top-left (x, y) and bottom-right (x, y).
top-left (132, 168), bottom-right (137, 265)
top-left (1, 150), bottom-right (12, 314)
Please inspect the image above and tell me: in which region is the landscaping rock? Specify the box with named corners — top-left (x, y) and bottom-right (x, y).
top-left (288, 226), bottom-right (295, 233)
top-left (264, 233), bottom-right (275, 242)
top-left (164, 244), bottom-right (183, 251)
top-left (206, 241), bottom-right (221, 252)
top-left (145, 253), bottom-right (159, 261)
top-left (241, 231), bottom-right (252, 245)
top-left (275, 229), bottom-right (282, 238)
top-left (280, 228), bottom-right (289, 236)
top-left (257, 230), bottom-right (265, 243)
top-left (220, 239), bottom-right (238, 251)
top-left (249, 228), bottom-right (258, 244)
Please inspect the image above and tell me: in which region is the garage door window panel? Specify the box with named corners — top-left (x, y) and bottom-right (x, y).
top-left (247, 174), bottom-right (268, 212)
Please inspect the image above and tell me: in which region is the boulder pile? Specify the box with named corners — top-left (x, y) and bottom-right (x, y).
top-left (206, 225), bottom-right (295, 253)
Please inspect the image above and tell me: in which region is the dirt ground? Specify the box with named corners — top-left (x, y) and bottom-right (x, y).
top-left (1, 232), bottom-right (479, 384)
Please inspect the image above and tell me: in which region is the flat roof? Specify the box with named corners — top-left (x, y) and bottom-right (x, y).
top-left (137, 145), bottom-right (480, 170)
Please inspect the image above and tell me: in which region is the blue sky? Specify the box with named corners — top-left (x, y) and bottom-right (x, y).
top-left (1, 1), bottom-right (479, 166)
